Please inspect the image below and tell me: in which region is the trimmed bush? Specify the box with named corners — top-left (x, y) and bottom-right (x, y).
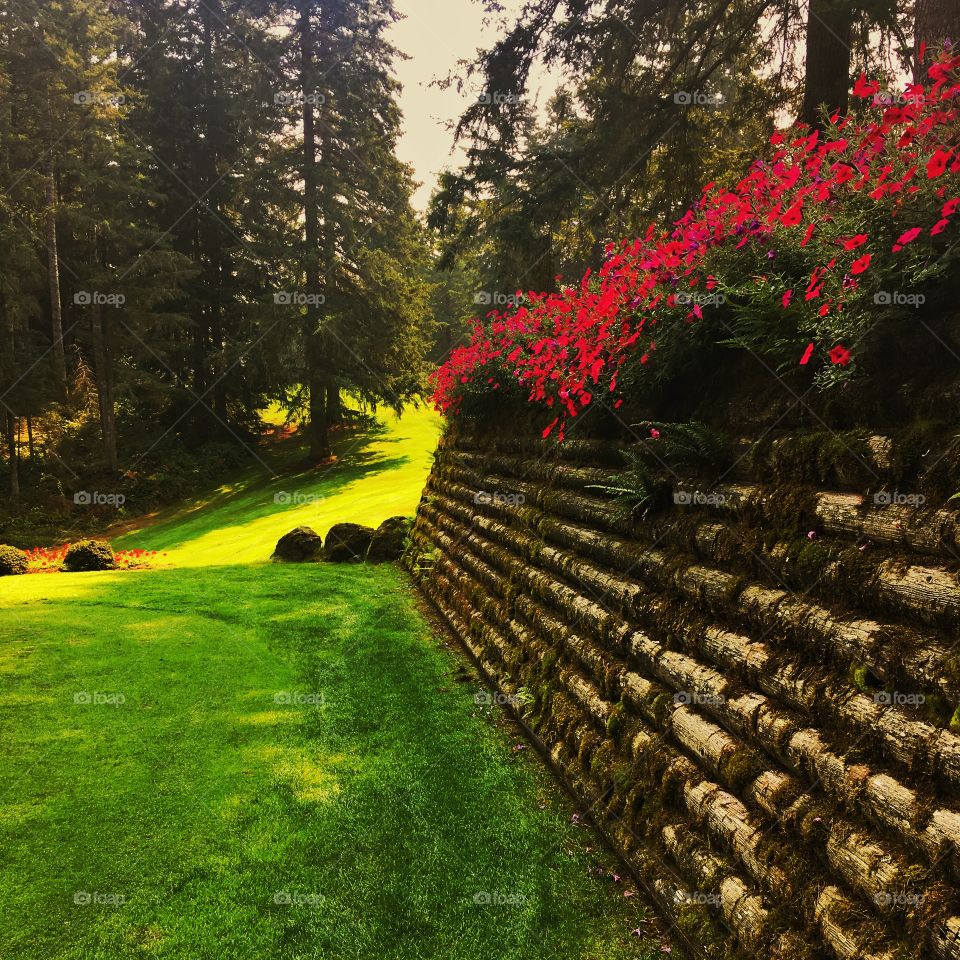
top-left (324, 523), bottom-right (375, 563)
top-left (0, 545), bottom-right (28, 576)
top-left (366, 516), bottom-right (412, 563)
top-left (273, 527), bottom-right (324, 562)
top-left (62, 540), bottom-right (116, 572)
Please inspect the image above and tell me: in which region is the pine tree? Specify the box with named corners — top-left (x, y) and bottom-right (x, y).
top-left (279, 0), bottom-right (431, 462)
top-left (122, 0), bottom-right (287, 442)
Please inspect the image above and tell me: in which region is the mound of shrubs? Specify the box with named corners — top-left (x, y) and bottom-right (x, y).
top-left (0, 545), bottom-right (28, 576)
top-left (324, 522), bottom-right (376, 563)
top-left (366, 517), bottom-right (412, 563)
top-left (272, 526), bottom-right (324, 562)
top-left (62, 540), bottom-right (116, 572)
top-left (272, 517), bottom-right (412, 565)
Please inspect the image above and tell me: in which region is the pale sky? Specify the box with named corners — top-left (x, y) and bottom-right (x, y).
top-left (390, 0), bottom-right (556, 211)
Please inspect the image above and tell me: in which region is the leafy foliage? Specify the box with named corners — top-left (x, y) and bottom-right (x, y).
top-left (0, 545), bottom-right (27, 576)
top-left (433, 60), bottom-right (960, 439)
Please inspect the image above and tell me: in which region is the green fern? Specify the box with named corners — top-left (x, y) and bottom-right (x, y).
top-left (586, 420), bottom-right (726, 518)
top-left (586, 447), bottom-right (657, 519)
top-left (633, 420), bottom-right (726, 470)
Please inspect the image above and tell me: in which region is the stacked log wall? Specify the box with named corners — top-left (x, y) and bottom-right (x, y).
top-left (405, 425), bottom-right (960, 960)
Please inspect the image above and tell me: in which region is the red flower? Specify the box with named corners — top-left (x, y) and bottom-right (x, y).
top-left (841, 234), bottom-right (868, 250)
top-left (799, 343), bottom-right (815, 365)
top-left (780, 202), bottom-right (804, 227)
top-left (927, 148), bottom-right (953, 178)
top-left (852, 75), bottom-right (880, 98)
top-left (850, 254), bottom-right (872, 275)
top-left (829, 344), bottom-right (851, 367)
top-left (781, 289), bottom-right (793, 308)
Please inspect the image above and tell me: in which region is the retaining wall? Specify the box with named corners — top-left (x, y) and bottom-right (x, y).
top-left (406, 424), bottom-right (960, 960)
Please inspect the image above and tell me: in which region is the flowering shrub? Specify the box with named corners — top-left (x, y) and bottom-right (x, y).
top-left (23, 544), bottom-right (161, 573)
top-left (433, 57), bottom-right (960, 439)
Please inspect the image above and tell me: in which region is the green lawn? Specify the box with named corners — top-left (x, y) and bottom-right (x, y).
top-left (0, 408), bottom-right (666, 959)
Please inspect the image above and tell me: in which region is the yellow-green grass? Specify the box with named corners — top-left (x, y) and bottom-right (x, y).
top-left (108, 405), bottom-right (443, 566)
top-left (0, 408), bottom-right (667, 959)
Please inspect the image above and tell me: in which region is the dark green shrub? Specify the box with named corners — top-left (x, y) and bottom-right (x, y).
top-left (0, 545), bottom-right (28, 576)
top-left (62, 540), bottom-right (116, 572)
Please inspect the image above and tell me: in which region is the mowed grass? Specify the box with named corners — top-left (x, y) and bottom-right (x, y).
top-left (110, 405), bottom-right (443, 565)
top-left (0, 408), bottom-right (667, 959)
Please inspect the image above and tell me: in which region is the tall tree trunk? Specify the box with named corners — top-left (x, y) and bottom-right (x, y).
top-left (915, 0), bottom-right (960, 79)
top-left (798, 0), bottom-right (854, 129)
top-left (6, 412), bottom-right (19, 503)
top-left (26, 416), bottom-right (33, 460)
top-left (192, 220), bottom-right (208, 401)
top-left (200, 0), bottom-right (229, 430)
top-left (46, 156), bottom-right (67, 398)
top-left (212, 268), bottom-right (228, 425)
top-left (299, 0), bottom-right (332, 462)
top-left (327, 382), bottom-right (342, 425)
top-left (90, 302), bottom-right (118, 472)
